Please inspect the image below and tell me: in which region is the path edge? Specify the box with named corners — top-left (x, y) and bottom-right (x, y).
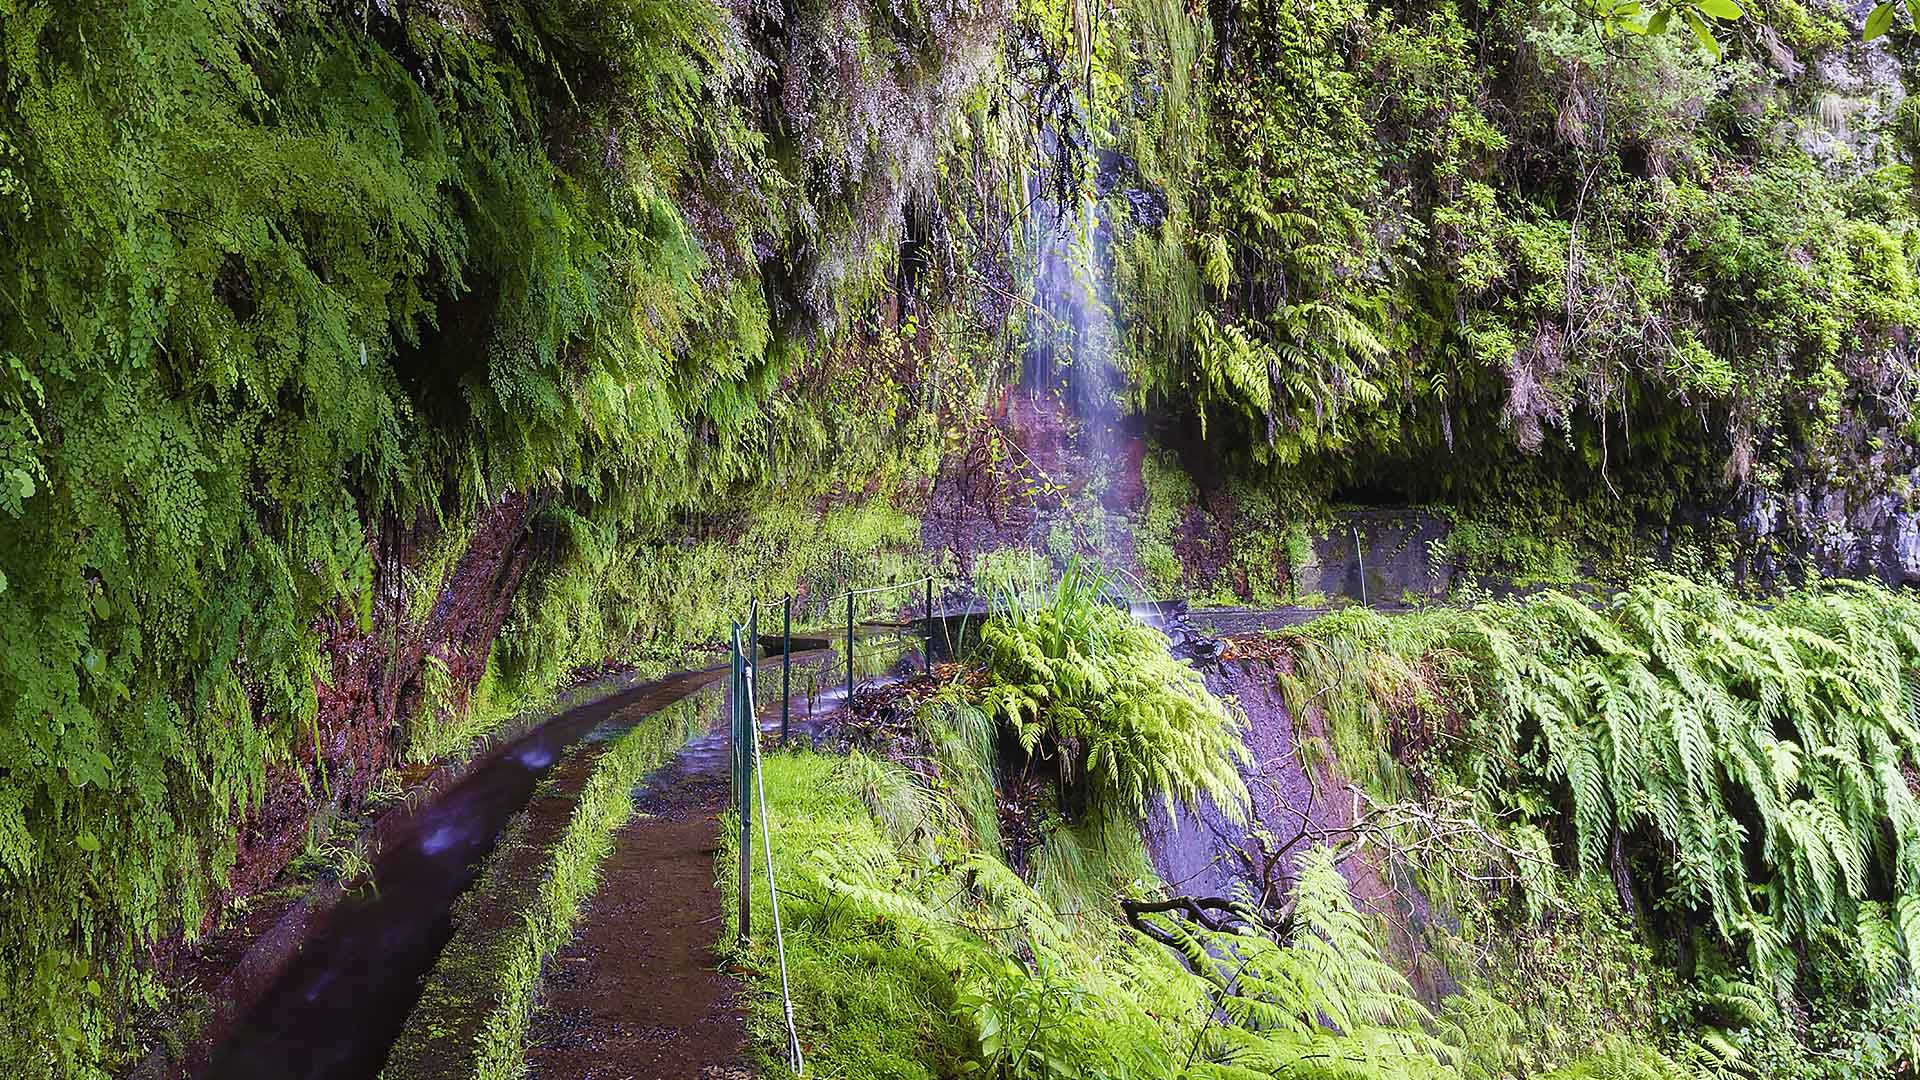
top-left (379, 679), bottom-right (726, 1080)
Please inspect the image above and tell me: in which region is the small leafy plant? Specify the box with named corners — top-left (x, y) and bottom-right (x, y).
top-left (974, 558), bottom-right (1249, 821)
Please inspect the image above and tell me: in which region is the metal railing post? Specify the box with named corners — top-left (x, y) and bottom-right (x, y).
top-left (1352, 524), bottom-right (1368, 608)
top-left (781, 594), bottom-right (792, 742)
top-left (845, 591), bottom-right (855, 704)
top-left (731, 622), bottom-right (752, 945)
top-left (924, 577), bottom-right (934, 676)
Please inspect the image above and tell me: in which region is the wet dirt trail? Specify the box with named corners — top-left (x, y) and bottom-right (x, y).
top-left (523, 722), bottom-right (750, 1080)
top-left (199, 666), bottom-right (731, 1080)
top-left (523, 646), bottom-right (889, 1079)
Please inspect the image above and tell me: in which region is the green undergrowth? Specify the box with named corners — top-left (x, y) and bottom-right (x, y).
top-left (1273, 576), bottom-right (1920, 1077)
top-left (1136, 448), bottom-right (1193, 597)
top-left (380, 683), bottom-right (718, 1080)
top-left (722, 564), bottom-right (1705, 1078)
top-left (730, 732), bottom-right (1696, 1078)
top-left (729, 747), bottom-right (1464, 1079)
top-left (9, 0), bottom-right (1920, 1071)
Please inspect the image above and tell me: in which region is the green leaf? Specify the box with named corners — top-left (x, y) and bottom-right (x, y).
top-left (1866, 0), bottom-right (1896, 39)
top-left (1648, 7), bottom-right (1673, 33)
top-left (1687, 9), bottom-right (1724, 54)
top-left (1694, 0), bottom-right (1744, 19)
top-left (1909, 0), bottom-right (1920, 29)
top-left (76, 832), bottom-right (100, 853)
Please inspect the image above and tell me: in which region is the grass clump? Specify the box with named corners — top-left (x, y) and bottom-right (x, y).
top-left (724, 751), bottom-right (979, 1079)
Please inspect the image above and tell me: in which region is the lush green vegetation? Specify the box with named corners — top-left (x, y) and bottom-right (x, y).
top-left (1081, 0), bottom-right (1920, 545)
top-left (5, 0), bottom-right (1920, 1069)
top-left (725, 576), bottom-right (1785, 1078)
top-left (0, 1), bottom-right (963, 1069)
top-left (975, 558), bottom-right (1248, 818)
top-left (731, 747), bottom-right (1490, 1078)
top-left (1276, 576), bottom-right (1920, 1076)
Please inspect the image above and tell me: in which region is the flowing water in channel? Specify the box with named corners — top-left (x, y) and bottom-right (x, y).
top-left (199, 668), bottom-right (727, 1080)
top-left (198, 627), bottom-right (920, 1079)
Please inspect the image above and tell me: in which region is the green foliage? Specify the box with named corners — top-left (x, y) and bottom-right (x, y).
top-left (8, 0), bottom-right (1920, 1072)
top-left (735, 747), bottom-right (1503, 1080)
top-left (1073, 0), bottom-right (1920, 539)
top-left (1432, 513), bottom-right (1583, 586)
top-left (0, 0), bottom-right (973, 1069)
top-left (1154, 850), bottom-right (1458, 1080)
top-left (1272, 577), bottom-right (1920, 1074)
top-left (723, 751), bottom-right (997, 1079)
top-left (1539, 1041), bottom-right (1693, 1080)
top-left (1429, 880), bottom-right (1676, 1076)
top-left (1468, 577), bottom-right (1920, 995)
top-left (974, 559), bottom-right (1249, 820)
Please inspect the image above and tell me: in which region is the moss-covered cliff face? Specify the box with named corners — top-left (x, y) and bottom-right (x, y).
top-left (991, 0), bottom-right (1920, 587)
top-left (3, 0), bottom-right (1919, 1073)
top-left (0, 1), bottom-right (989, 1070)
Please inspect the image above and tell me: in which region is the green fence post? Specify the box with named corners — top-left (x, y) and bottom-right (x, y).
top-left (845, 591), bottom-right (855, 706)
top-left (781, 594), bottom-right (792, 742)
top-left (728, 620), bottom-right (741, 810)
top-left (732, 622), bottom-right (752, 945)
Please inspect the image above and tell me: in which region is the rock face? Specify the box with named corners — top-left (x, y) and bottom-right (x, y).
top-left (1740, 481), bottom-right (1920, 585)
top-left (223, 492), bottom-right (548, 914)
top-left (1140, 656), bottom-right (1452, 1000)
top-left (1735, 340), bottom-right (1920, 586)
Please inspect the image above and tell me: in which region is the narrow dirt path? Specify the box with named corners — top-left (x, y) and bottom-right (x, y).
top-left (522, 642), bottom-right (897, 1078)
top-left (522, 704), bottom-right (753, 1079)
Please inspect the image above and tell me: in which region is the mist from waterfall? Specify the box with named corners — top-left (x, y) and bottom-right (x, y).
top-left (1023, 130), bottom-right (1124, 483)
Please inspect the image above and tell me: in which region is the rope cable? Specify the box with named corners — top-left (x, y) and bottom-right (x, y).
top-left (746, 657), bottom-right (805, 1075)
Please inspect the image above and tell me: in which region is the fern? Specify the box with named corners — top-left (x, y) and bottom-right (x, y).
top-left (974, 558), bottom-right (1251, 822)
top-left (1278, 575), bottom-right (1920, 1006)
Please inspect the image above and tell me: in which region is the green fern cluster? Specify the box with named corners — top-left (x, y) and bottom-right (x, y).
top-left (1273, 576), bottom-right (1920, 1072)
top-left (1467, 576), bottom-right (1920, 994)
top-left (974, 559), bottom-right (1250, 821)
top-left (1148, 849), bottom-right (1459, 1080)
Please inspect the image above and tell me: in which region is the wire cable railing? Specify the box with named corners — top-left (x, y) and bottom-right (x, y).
top-left (723, 578), bottom-right (940, 1077)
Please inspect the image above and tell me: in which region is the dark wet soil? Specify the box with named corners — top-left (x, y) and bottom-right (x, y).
top-left (524, 737), bottom-right (748, 1080)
